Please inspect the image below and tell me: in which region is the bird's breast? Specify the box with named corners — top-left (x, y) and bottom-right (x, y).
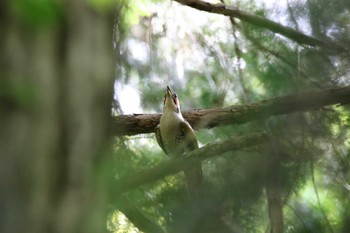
top-left (159, 112), bottom-right (186, 155)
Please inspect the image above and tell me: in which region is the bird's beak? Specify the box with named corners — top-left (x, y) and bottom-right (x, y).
top-left (166, 86), bottom-right (172, 96)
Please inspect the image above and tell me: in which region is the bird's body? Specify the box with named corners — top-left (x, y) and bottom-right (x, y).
top-left (156, 86), bottom-right (202, 197)
top-left (159, 109), bottom-right (190, 154)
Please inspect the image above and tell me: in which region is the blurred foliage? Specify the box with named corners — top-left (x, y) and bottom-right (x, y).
top-left (8, 0), bottom-right (63, 28)
top-left (0, 77), bottom-right (39, 111)
top-left (112, 0), bottom-right (350, 232)
top-left (90, 0), bottom-right (152, 24)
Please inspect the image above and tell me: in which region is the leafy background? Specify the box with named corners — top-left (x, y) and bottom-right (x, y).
top-left (1, 0), bottom-right (349, 232)
top-left (111, 0), bottom-right (350, 232)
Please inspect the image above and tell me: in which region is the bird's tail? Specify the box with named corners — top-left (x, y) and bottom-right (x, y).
top-left (183, 162), bottom-right (203, 198)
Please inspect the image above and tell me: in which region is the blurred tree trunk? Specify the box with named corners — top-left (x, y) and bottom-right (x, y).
top-left (0, 1), bottom-right (114, 233)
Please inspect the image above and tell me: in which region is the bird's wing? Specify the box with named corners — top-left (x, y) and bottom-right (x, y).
top-left (155, 125), bottom-right (168, 155)
top-left (179, 121), bottom-right (199, 151)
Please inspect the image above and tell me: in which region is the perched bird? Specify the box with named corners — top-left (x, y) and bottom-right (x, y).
top-left (155, 86), bottom-right (203, 197)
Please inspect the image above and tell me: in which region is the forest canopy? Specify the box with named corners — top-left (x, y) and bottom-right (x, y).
top-left (1, 0), bottom-right (350, 233)
top-left (112, 0), bottom-right (350, 232)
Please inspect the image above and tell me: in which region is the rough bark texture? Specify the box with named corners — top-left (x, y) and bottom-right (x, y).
top-left (113, 85), bottom-right (350, 136)
top-left (0, 2), bottom-right (114, 233)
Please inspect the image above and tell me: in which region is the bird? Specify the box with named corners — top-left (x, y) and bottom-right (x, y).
top-left (155, 86), bottom-right (203, 198)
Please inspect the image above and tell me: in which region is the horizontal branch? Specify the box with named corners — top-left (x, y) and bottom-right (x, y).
top-left (113, 85), bottom-right (350, 136)
top-left (115, 132), bottom-right (266, 194)
top-left (173, 0), bottom-right (340, 50)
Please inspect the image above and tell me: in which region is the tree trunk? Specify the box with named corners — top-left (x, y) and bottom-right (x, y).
top-left (0, 2), bottom-right (114, 233)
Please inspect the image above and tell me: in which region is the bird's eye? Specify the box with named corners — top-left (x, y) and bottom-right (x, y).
top-left (172, 93), bottom-right (177, 99)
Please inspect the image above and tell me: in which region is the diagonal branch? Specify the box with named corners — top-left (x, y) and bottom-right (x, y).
top-left (116, 195), bottom-right (166, 233)
top-left (173, 0), bottom-right (341, 51)
top-left (115, 132), bottom-right (266, 194)
top-left (113, 85), bottom-right (350, 136)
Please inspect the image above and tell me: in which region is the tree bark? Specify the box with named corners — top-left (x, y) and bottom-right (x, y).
top-left (113, 85), bottom-right (350, 136)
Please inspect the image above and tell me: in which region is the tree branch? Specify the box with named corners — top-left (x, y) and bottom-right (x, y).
top-left (265, 132), bottom-right (284, 233)
top-left (116, 195), bottom-right (165, 233)
top-left (115, 132), bottom-right (266, 194)
top-left (113, 85), bottom-right (350, 136)
top-left (173, 0), bottom-right (342, 51)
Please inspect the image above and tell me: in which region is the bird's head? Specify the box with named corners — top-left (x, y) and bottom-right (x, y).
top-left (163, 86), bottom-right (180, 113)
